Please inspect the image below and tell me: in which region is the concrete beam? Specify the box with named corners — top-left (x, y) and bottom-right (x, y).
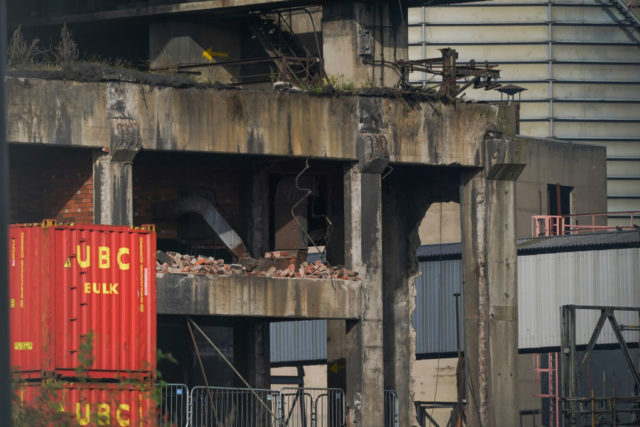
top-left (460, 137), bottom-right (527, 427)
top-left (156, 273), bottom-right (361, 319)
top-left (6, 77), bottom-right (517, 167)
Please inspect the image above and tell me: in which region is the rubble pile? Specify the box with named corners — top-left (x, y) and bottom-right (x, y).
top-left (156, 250), bottom-right (360, 281)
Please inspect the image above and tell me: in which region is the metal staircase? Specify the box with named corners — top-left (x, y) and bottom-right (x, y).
top-left (245, 12), bottom-right (323, 85)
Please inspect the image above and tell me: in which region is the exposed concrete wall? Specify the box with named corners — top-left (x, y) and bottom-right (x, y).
top-left (322, 1), bottom-right (407, 87)
top-left (157, 274), bottom-right (361, 319)
top-left (6, 77), bottom-right (517, 166)
top-left (149, 20), bottom-right (243, 84)
top-left (516, 138), bottom-right (608, 233)
top-left (419, 137), bottom-right (608, 244)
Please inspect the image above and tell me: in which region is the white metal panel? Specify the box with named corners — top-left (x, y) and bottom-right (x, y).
top-left (552, 45), bottom-right (640, 62)
top-left (423, 25), bottom-right (548, 43)
top-left (552, 5), bottom-right (627, 23)
top-left (553, 122), bottom-right (640, 139)
top-left (552, 83), bottom-right (640, 100)
top-left (423, 44), bottom-right (550, 62)
top-left (608, 198), bottom-right (640, 211)
top-left (423, 6), bottom-right (547, 23)
top-left (518, 249), bottom-right (640, 349)
top-left (553, 103), bottom-right (640, 120)
top-left (552, 26), bottom-right (636, 43)
top-left (553, 64), bottom-right (640, 82)
top-left (608, 161), bottom-right (640, 176)
top-left (608, 180), bottom-right (640, 196)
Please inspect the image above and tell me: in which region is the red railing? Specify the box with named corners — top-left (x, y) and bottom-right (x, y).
top-left (531, 211), bottom-right (640, 237)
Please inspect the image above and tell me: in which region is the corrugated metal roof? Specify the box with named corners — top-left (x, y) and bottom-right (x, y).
top-left (417, 231), bottom-right (640, 260)
top-left (417, 242), bottom-right (462, 260)
top-left (518, 231), bottom-right (640, 255)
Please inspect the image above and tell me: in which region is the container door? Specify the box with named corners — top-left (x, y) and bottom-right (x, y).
top-left (9, 226), bottom-right (52, 378)
top-left (54, 226), bottom-right (156, 379)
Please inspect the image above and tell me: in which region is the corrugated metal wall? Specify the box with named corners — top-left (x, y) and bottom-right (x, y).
top-left (414, 259), bottom-right (464, 355)
top-left (270, 320), bottom-right (326, 363)
top-left (518, 248), bottom-right (640, 349)
top-left (408, 1), bottom-right (640, 222)
top-left (270, 248), bottom-right (640, 363)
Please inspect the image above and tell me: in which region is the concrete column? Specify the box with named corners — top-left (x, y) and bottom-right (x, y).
top-left (233, 320), bottom-right (270, 389)
top-left (93, 150), bottom-right (137, 226)
top-left (327, 163), bottom-right (384, 426)
top-left (460, 137), bottom-right (526, 427)
top-left (249, 166), bottom-right (270, 258)
top-left (94, 82), bottom-right (142, 226)
top-left (322, 0), bottom-right (408, 88)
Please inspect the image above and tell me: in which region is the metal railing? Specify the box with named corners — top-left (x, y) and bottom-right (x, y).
top-left (191, 386), bottom-right (282, 427)
top-left (158, 383), bottom-right (189, 427)
top-left (384, 390), bottom-right (399, 427)
top-left (155, 384), bottom-right (355, 427)
top-left (280, 387), bottom-right (345, 427)
top-left (531, 211), bottom-right (640, 236)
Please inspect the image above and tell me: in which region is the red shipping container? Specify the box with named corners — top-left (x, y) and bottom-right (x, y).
top-left (14, 381), bottom-right (157, 426)
top-left (9, 222), bottom-right (156, 380)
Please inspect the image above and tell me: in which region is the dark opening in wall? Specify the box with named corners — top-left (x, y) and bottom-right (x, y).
top-left (547, 183), bottom-right (573, 216)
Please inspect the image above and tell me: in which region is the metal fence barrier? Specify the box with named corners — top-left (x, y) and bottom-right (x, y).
top-left (156, 384), bottom-right (353, 427)
top-left (281, 387), bottom-right (345, 427)
top-left (158, 383), bottom-right (189, 427)
top-left (191, 386), bottom-right (282, 427)
top-left (384, 390), bottom-right (399, 427)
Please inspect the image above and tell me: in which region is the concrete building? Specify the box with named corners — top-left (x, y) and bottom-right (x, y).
top-left (5, 0), bottom-right (619, 425)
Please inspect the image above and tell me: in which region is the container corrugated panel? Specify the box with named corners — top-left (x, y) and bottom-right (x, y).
top-left (518, 248), bottom-right (640, 349)
top-left (15, 381), bottom-right (156, 426)
top-left (270, 320), bottom-right (326, 363)
top-left (9, 224), bottom-right (157, 380)
top-left (413, 259), bottom-right (464, 355)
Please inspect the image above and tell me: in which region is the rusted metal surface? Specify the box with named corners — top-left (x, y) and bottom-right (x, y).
top-left (9, 222), bottom-right (156, 380)
top-left (14, 381), bottom-right (156, 426)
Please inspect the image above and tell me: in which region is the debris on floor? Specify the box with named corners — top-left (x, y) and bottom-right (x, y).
top-left (156, 250), bottom-right (360, 281)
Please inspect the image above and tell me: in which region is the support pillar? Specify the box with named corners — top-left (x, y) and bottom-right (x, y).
top-left (94, 83), bottom-right (142, 226)
top-left (93, 150), bottom-right (137, 226)
top-left (327, 162), bottom-right (385, 426)
top-left (460, 137), bottom-right (526, 427)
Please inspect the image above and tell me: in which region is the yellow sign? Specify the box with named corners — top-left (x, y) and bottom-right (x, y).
top-left (202, 47), bottom-right (229, 61)
top-left (84, 282), bottom-right (119, 295)
top-left (64, 257), bottom-right (71, 268)
top-left (14, 341), bottom-right (33, 351)
top-left (329, 362), bottom-right (346, 374)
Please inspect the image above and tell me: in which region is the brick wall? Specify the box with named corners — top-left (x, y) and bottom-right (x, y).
top-left (9, 145), bottom-right (94, 224)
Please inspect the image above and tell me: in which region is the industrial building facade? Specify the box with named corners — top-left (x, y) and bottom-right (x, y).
top-left (408, 0), bottom-right (640, 223)
top-left (6, 0), bottom-right (640, 425)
